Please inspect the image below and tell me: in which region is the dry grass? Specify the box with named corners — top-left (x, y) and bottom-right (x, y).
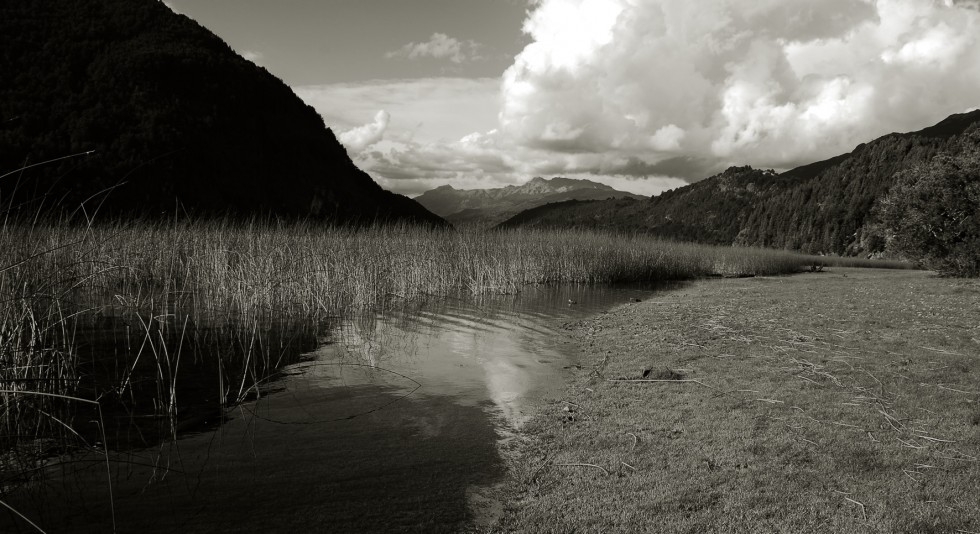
top-left (490, 268), bottom-right (979, 533)
top-left (0, 220), bottom-right (912, 520)
top-left (1, 220), bottom-right (908, 315)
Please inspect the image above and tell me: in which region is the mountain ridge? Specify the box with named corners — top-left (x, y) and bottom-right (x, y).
top-left (499, 109), bottom-right (980, 255)
top-left (0, 0), bottom-right (443, 225)
top-left (415, 176), bottom-right (645, 227)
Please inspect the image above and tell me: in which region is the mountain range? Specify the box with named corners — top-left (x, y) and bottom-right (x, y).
top-left (0, 0), bottom-right (442, 225)
top-left (499, 110), bottom-right (980, 256)
top-left (4, 0), bottom-right (976, 251)
top-left (414, 177), bottom-right (645, 227)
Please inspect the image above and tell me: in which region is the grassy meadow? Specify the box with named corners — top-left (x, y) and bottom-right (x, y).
top-left (0, 220), bottom-right (910, 517)
top-left (489, 268), bottom-right (979, 533)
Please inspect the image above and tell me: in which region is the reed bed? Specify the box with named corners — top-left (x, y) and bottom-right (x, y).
top-left (0, 220), bottom-right (906, 316)
top-left (0, 220), bottom-right (908, 470)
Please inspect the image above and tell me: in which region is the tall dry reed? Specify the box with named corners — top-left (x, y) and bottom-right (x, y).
top-left (0, 220), bottom-right (909, 459)
top-left (6, 220), bottom-right (900, 316)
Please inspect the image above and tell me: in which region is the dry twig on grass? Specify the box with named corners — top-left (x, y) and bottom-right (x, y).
top-left (914, 432), bottom-right (956, 444)
top-left (606, 378), bottom-right (715, 390)
top-left (844, 497), bottom-right (868, 522)
top-left (920, 346), bottom-right (964, 356)
top-left (938, 384), bottom-right (980, 395)
top-left (555, 463), bottom-right (610, 476)
top-left (832, 492), bottom-right (869, 522)
top-left (795, 374), bottom-right (823, 387)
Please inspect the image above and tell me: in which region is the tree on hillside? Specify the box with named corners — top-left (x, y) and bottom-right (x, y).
top-left (876, 140), bottom-right (980, 276)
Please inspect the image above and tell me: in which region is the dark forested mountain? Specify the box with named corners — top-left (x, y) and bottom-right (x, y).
top-left (414, 177), bottom-right (645, 227)
top-left (0, 0), bottom-right (443, 225)
top-left (500, 110), bottom-right (980, 256)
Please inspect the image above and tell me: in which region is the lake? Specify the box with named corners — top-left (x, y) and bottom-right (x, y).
top-left (0, 284), bottom-right (674, 533)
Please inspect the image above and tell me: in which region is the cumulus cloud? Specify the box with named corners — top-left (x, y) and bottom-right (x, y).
top-left (350, 127), bottom-right (688, 196)
top-left (338, 110), bottom-right (390, 153)
top-left (295, 78), bottom-right (500, 142)
top-left (299, 1), bottom-right (980, 197)
top-left (501, 0), bottom-right (980, 171)
top-left (293, 77), bottom-right (762, 196)
top-left (386, 33), bottom-right (482, 64)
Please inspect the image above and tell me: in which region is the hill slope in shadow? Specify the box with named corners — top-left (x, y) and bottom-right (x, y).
top-left (499, 110), bottom-right (980, 255)
top-left (0, 0), bottom-right (443, 225)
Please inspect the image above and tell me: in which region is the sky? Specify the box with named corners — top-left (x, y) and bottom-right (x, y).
top-left (164, 0), bottom-right (980, 197)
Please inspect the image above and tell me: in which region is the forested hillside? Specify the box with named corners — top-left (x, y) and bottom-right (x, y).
top-left (500, 111), bottom-right (980, 256)
top-left (0, 0), bottom-right (443, 224)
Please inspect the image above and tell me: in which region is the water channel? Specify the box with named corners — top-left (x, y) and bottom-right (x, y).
top-left (1, 284), bottom-right (674, 533)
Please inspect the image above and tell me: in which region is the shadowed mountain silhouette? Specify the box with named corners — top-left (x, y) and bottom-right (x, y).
top-left (498, 110), bottom-right (980, 256)
top-left (0, 0), bottom-right (443, 225)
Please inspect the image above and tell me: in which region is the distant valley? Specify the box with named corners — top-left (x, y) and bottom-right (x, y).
top-left (414, 177), bottom-right (645, 227)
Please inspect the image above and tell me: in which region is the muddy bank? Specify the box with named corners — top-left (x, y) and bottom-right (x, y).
top-left (490, 269), bottom-right (980, 533)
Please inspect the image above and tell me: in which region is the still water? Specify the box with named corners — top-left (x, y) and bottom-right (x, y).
top-left (1, 284), bottom-right (671, 533)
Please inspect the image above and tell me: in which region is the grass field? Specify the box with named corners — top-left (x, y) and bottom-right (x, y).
top-left (488, 268), bottom-right (979, 533)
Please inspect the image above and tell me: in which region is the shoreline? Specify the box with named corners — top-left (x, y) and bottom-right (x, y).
top-left (487, 268), bottom-right (980, 533)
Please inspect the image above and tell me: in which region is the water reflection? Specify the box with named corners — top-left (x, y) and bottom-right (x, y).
top-left (317, 284), bottom-right (671, 429)
top-left (74, 310), bottom-right (324, 448)
top-left (0, 283), bottom-right (676, 533)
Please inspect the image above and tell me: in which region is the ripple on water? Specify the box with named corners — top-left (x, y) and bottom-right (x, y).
top-left (0, 282), bottom-right (680, 533)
